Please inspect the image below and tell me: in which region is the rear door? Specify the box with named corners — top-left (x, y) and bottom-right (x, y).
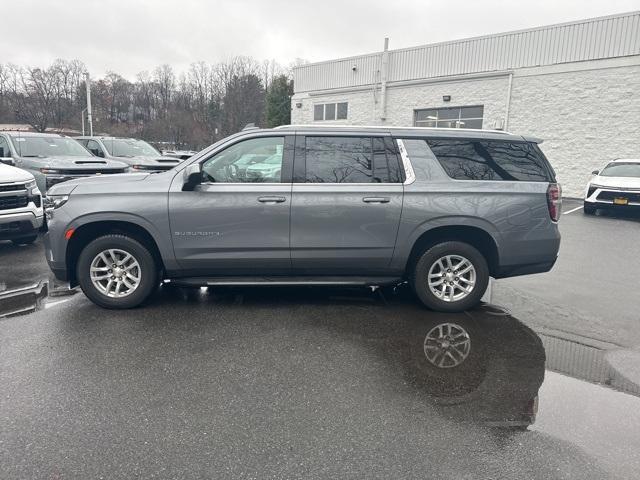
top-left (290, 134), bottom-right (404, 275)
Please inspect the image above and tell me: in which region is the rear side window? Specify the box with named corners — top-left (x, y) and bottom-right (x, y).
top-left (426, 139), bottom-right (553, 182)
top-left (304, 136), bottom-right (401, 183)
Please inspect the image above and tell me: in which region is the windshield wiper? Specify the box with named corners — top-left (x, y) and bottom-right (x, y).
top-left (22, 155), bottom-right (46, 158)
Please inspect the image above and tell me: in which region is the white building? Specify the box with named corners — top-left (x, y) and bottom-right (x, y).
top-left (291, 11), bottom-right (640, 196)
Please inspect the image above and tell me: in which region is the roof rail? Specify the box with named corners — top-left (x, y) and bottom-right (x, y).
top-left (274, 124), bottom-right (512, 135)
top-left (242, 123), bottom-right (260, 131)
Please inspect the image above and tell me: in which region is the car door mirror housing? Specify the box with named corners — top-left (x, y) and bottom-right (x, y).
top-left (183, 163), bottom-right (202, 191)
top-left (591, 169), bottom-right (599, 175)
top-left (0, 157), bottom-right (15, 166)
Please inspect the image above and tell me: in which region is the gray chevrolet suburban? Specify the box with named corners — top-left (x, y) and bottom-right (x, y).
top-left (43, 126), bottom-right (561, 312)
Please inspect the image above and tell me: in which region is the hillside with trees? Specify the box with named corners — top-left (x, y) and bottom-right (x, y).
top-left (0, 57), bottom-right (295, 149)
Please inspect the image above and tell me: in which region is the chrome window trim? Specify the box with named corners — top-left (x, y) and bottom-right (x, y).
top-left (396, 139), bottom-right (416, 185)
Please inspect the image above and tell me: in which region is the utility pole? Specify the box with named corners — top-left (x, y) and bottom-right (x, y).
top-left (85, 72), bottom-right (93, 136)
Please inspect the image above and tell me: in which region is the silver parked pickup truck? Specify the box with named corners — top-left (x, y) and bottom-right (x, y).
top-left (44, 126), bottom-right (561, 312)
top-left (0, 131), bottom-right (129, 193)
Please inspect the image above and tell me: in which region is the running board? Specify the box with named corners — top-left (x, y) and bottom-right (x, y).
top-left (167, 276), bottom-right (402, 288)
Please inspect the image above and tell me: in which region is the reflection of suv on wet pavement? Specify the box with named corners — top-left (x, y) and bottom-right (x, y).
top-left (44, 126), bottom-right (562, 311)
top-left (0, 157), bottom-right (43, 245)
top-left (74, 136), bottom-right (182, 172)
top-left (0, 131), bottom-right (129, 193)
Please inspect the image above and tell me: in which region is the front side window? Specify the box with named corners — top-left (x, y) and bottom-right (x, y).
top-left (303, 136), bottom-right (404, 183)
top-left (11, 136), bottom-right (91, 157)
top-left (202, 136), bottom-right (284, 183)
top-left (86, 140), bottom-right (104, 157)
top-left (426, 139), bottom-right (553, 182)
top-left (313, 102), bottom-right (348, 121)
top-left (415, 106), bottom-right (484, 129)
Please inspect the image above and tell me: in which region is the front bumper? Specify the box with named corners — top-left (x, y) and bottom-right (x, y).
top-left (585, 186), bottom-right (640, 209)
top-left (0, 211), bottom-right (44, 240)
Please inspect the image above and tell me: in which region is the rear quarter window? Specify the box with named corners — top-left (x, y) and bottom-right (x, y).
top-left (426, 139), bottom-right (554, 182)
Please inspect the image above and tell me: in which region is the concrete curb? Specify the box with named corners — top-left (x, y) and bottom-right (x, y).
top-left (604, 348), bottom-right (640, 396)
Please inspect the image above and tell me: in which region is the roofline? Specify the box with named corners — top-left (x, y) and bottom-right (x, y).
top-left (274, 124), bottom-right (511, 134)
top-left (293, 10), bottom-right (640, 71)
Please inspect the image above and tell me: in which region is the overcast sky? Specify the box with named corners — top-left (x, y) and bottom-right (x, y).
top-left (2, 0), bottom-right (637, 79)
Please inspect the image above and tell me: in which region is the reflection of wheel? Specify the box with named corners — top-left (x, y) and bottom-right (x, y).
top-left (412, 241), bottom-right (489, 312)
top-left (77, 234), bottom-right (158, 309)
top-left (409, 318), bottom-right (487, 398)
top-left (423, 322), bottom-right (472, 369)
top-left (583, 202), bottom-right (596, 215)
top-left (11, 234), bottom-right (37, 246)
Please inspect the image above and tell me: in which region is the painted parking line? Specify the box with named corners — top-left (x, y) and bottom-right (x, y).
top-left (563, 205), bottom-right (584, 215)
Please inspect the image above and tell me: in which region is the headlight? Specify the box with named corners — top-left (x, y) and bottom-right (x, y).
top-left (44, 194), bottom-right (69, 210)
top-left (26, 180), bottom-right (41, 195)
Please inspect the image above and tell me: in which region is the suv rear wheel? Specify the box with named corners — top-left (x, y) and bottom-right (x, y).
top-left (412, 241), bottom-right (489, 313)
top-left (76, 234), bottom-right (158, 309)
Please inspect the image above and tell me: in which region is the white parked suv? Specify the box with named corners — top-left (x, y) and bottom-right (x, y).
top-left (0, 159), bottom-right (44, 245)
top-left (584, 159), bottom-right (640, 214)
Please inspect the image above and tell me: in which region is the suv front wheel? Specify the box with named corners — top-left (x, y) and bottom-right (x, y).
top-left (77, 234), bottom-right (158, 309)
top-left (412, 241), bottom-right (489, 313)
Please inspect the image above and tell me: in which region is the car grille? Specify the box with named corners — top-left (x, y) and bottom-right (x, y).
top-left (0, 221), bottom-right (22, 233)
top-left (0, 183), bottom-right (26, 193)
top-left (0, 195), bottom-right (29, 211)
top-left (597, 191), bottom-right (640, 203)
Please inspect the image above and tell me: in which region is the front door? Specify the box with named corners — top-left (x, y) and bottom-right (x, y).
top-left (169, 135), bottom-right (294, 276)
top-left (290, 135), bottom-right (404, 275)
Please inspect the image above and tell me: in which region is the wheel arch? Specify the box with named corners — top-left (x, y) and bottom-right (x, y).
top-left (66, 220), bottom-right (165, 286)
top-left (404, 224), bottom-right (500, 277)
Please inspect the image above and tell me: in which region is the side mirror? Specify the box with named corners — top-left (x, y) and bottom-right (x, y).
top-left (0, 157), bottom-right (15, 166)
top-left (591, 170), bottom-right (600, 175)
top-left (182, 163), bottom-right (202, 191)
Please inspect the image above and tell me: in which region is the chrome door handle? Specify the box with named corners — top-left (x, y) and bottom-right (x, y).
top-left (257, 196), bottom-right (286, 203)
top-left (363, 197), bottom-right (390, 204)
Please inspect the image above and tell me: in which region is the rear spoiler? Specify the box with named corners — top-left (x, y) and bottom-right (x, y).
top-left (522, 135), bottom-right (543, 144)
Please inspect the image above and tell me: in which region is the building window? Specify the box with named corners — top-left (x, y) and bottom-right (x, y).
top-left (414, 106), bottom-right (484, 129)
top-left (314, 102), bottom-right (348, 121)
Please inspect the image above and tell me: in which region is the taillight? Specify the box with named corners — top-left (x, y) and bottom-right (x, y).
top-left (547, 183), bottom-right (562, 222)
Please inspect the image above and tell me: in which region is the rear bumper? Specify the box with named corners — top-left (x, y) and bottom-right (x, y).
top-left (495, 258), bottom-right (557, 279)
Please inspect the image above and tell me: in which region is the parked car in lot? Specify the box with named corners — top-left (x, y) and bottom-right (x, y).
top-left (0, 158), bottom-right (43, 245)
top-left (44, 126), bottom-right (561, 311)
top-left (584, 159), bottom-right (640, 214)
top-left (0, 131), bottom-right (129, 193)
top-left (74, 136), bottom-right (182, 172)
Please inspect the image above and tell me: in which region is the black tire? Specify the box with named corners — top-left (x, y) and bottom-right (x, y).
top-left (412, 241), bottom-right (489, 313)
top-left (583, 203), bottom-right (596, 215)
top-left (76, 234), bottom-right (158, 309)
top-left (11, 234), bottom-right (37, 246)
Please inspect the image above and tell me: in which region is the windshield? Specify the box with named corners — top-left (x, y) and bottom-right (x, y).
top-left (102, 138), bottom-right (160, 157)
top-left (600, 162), bottom-right (640, 178)
top-left (12, 136), bottom-right (91, 157)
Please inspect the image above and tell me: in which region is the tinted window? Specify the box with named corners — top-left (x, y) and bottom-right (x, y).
top-left (427, 139), bottom-right (552, 182)
top-left (305, 137), bottom-right (373, 183)
top-left (202, 136), bottom-right (284, 183)
top-left (373, 137), bottom-right (402, 183)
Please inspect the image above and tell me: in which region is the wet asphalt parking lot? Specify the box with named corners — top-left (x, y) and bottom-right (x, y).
top-left (1, 199), bottom-right (640, 479)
